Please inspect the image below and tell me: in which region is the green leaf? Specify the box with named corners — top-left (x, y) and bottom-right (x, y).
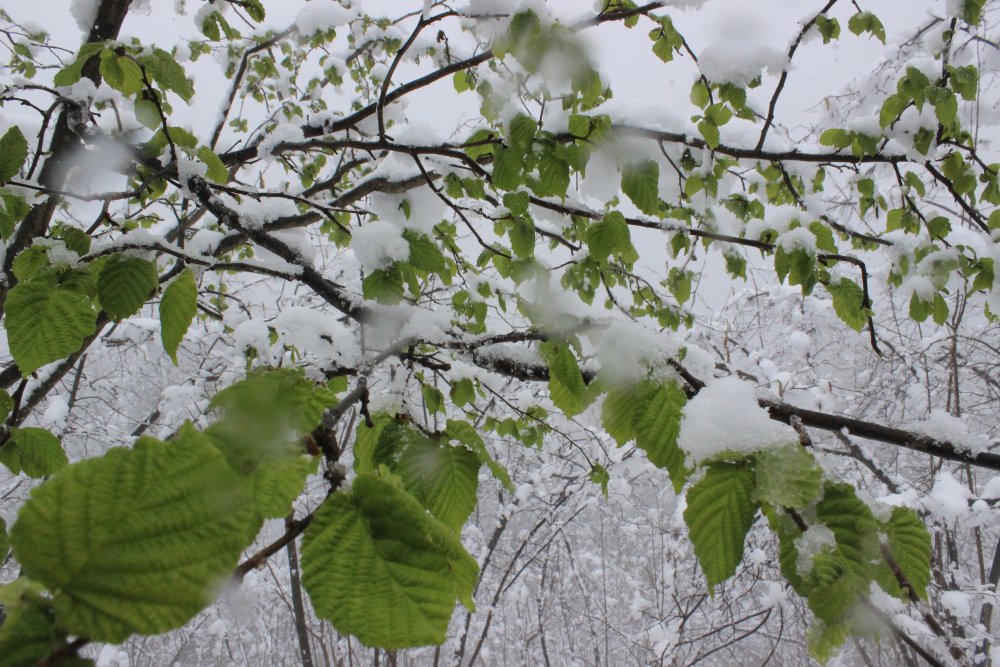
top-left (698, 120), bottom-right (720, 150)
top-left (816, 16), bottom-right (841, 43)
top-left (196, 146), bottom-right (228, 184)
top-left (815, 483), bottom-right (880, 577)
top-left (754, 444), bottom-right (821, 508)
top-left (587, 210), bottom-right (631, 260)
top-left (684, 463), bottom-right (758, 588)
top-left (97, 255), bottom-right (158, 320)
top-left (406, 232), bottom-right (446, 273)
top-left (491, 147), bottom-right (524, 191)
top-left (397, 438), bottom-right (480, 532)
top-left (0, 428), bottom-right (68, 478)
top-left (249, 454), bottom-right (316, 519)
top-left (690, 81), bottom-right (710, 109)
top-left (99, 51), bottom-right (144, 96)
top-left (0, 126), bottom-right (28, 183)
top-left (878, 506), bottom-right (932, 600)
top-left (208, 368), bottom-right (331, 471)
top-left (142, 48), bottom-right (194, 101)
top-left (450, 378), bottom-right (475, 407)
top-left (534, 151), bottom-right (570, 198)
top-left (621, 159), bottom-right (660, 215)
top-left (6, 280), bottom-right (98, 375)
top-left (601, 383), bottom-right (639, 446)
top-left (962, 0), bottom-right (985, 24)
top-left (508, 113), bottom-right (537, 153)
top-left (503, 191), bottom-right (530, 215)
top-left (52, 42), bottom-right (105, 87)
top-left (446, 419), bottom-right (513, 491)
top-left (300, 474), bottom-right (478, 649)
top-left (818, 128), bottom-right (851, 149)
top-left (827, 278), bottom-right (868, 332)
top-left (0, 390), bottom-right (12, 422)
top-left (0, 603), bottom-right (67, 667)
top-left (362, 268), bottom-right (404, 304)
top-left (947, 64), bottom-right (978, 101)
top-left (539, 341), bottom-right (587, 416)
top-left (0, 191), bottom-right (31, 239)
top-left (847, 12), bottom-right (886, 43)
top-left (589, 463), bottom-right (610, 497)
top-left (632, 381), bottom-right (688, 492)
top-left (159, 268), bottom-right (197, 364)
top-left (10, 431), bottom-right (253, 642)
top-left (807, 620), bottom-right (851, 664)
top-left (352, 414), bottom-right (392, 474)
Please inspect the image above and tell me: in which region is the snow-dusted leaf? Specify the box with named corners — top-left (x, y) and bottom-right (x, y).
top-left (539, 341), bottom-right (586, 416)
top-left (632, 380), bottom-right (688, 491)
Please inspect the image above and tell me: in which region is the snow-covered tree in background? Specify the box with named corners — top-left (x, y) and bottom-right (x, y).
top-left (0, 0), bottom-right (998, 664)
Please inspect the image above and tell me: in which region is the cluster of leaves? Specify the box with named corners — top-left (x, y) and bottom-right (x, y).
top-left (0, 0), bottom-right (996, 664)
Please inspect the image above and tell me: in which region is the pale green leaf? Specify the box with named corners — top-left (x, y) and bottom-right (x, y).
top-left (754, 444), bottom-right (822, 508)
top-left (632, 381), bottom-right (688, 492)
top-left (877, 506), bottom-right (932, 600)
top-left (827, 278), bottom-right (867, 332)
top-left (196, 146), bottom-right (228, 184)
top-left (684, 463), bottom-right (758, 588)
top-left (539, 341), bottom-right (586, 416)
top-left (159, 268), bottom-right (197, 364)
top-left (815, 483), bottom-right (880, 577)
top-left (300, 474), bottom-right (478, 648)
top-left (0, 126), bottom-right (28, 183)
top-left (6, 280), bottom-right (97, 375)
top-left (587, 211), bottom-right (630, 260)
top-left (97, 255), bottom-right (158, 320)
top-left (0, 428), bottom-right (67, 478)
top-left (621, 159), bottom-right (660, 215)
top-left (397, 438), bottom-right (480, 532)
top-left (446, 419), bottom-right (513, 491)
top-left (249, 454), bottom-right (317, 519)
top-left (10, 432), bottom-right (253, 642)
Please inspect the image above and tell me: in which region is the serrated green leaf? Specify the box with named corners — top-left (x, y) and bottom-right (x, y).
top-left (0, 126), bottom-right (28, 183)
top-left (684, 463), bottom-right (758, 588)
top-left (99, 52), bottom-right (144, 96)
top-left (398, 438), bottom-right (480, 532)
top-left (816, 16), bottom-right (841, 43)
top-left (10, 432), bottom-right (253, 642)
top-left (807, 620), bottom-right (851, 664)
top-left (6, 280), bottom-right (97, 375)
top-left (98, 255), bottom-right (158, 320)
top-left (0, 428), bottom-right (67, 478)
top-left (249, 454), bottom-right (316, 519)
top-left (754, 444), bottom-right (821, 508)
top-left (601, 383), bottom-right (639, 445)
top-left (502, 191), bottom-right (530, 215)
top-left (159, 267), bottom-right (197, 364)
top-left (352, 414), bottom-right (392, 474)
top-left (362, 268), bottom-right (404, 304)
top-left (827, 278), bottom-right (867, 332)
top-left (406, 231), bottom-right (446, 273)
top-left (539, 341), bottom-right (586, 416)
top-left (142, 48), bottom-right (194, 101)
top-left (877, 506), bottom-right (931, 600)
top-left (208, 368), bottom-right (331, 472)
top-left (632, 381), bottom-right (688, 492)
top-left (491, 146), bottom-right (523, 191)
top-left (0, 191), bottom-right (30, 239)
top-left (698, 120), bottom-right (720, 150)
top-left (446, 419), bottom-right (513, 491)
top-left (508, 114), bottom-right (536, 153)
top-left (300, 474), bottom-right (478, 648)
top-left (815, 483), bottom-right (880, 577)
top-left (450, 378), bottom-right (475, 407)
top-left (534, 151), bottom-right (570, 198)
top-left (818, 128), bottom-right (851, 149)
top-left (621, 159), bottom-right (660, 215)
top-left (587, 210), bottom-right (630, 260)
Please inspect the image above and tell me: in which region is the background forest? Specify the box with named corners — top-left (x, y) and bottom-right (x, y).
top-left (0, 0), bottom-right (999, 665)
